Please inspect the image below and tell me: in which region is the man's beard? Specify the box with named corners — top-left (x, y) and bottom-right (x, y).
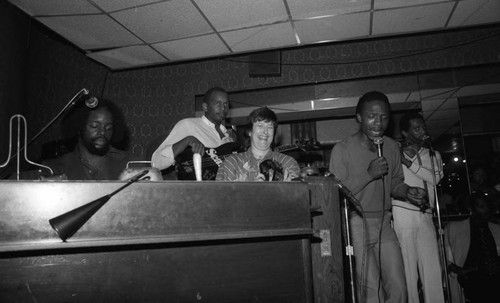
top-left (83, 137), bottom-right (110, 156)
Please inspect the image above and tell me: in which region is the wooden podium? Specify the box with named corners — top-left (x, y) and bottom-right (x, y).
top-left (0, 181), bottom-right (314, 303)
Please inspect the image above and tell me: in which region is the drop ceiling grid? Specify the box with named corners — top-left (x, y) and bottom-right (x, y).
top-left (87, 45), bottom-right (168, 70)
top-left (220, 22), bottom-right (297, 52)
top-left (373, 2), bottom-right (455, 36)
top-left (374, 0), bottom-right (451, 10)
top-left (110, 1), bottom-right (213, 44)
top-left (448, 0), bottom-right (500, 27)
top-left (294, 12), bottom-right (371, 44)
top-left (8, 0), bottom-right (100, 15)
top-left (5, 0), bottom-right (500, 70)
top-left (90, 0), bottom-right (162, 12)
top-left (152, 34), bottom-right (230, 61)
top-left (286, 0), bottom-right (371, 19)
top-left (194, 0), bottom-right (289, 32)
top-left (37, 15), bottom-right (143, 50)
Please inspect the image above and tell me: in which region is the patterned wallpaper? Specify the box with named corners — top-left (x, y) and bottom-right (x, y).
top-left (16, 21), bottom-right (500, 162)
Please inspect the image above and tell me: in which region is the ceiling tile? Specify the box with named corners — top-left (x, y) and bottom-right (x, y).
top-left (374, 0), bottom-right (448, 10)
top-left (91, 0), bottom-right (161, 12)
top-left (287, 0), bottom-right (370, 19)
top-left (295, 12), bottom-right (370, 44)
top-left (111, 1), bottom-right (212, 44)
top-left (221, 22), bottom-right (297, 52)
top-left (6, 0), bottom-right (500, 71)
top-left (153, 34), bottom-right (230, 61)
top-left (37, 15), bottom-right (143, 50)
top-left (373, 2), bottom-right (455, 36)
top-left (8, 0), bottom-right (100, 15)
top-left (87, 45), bottom-right (168, 70)
top-left (448, 0), bottom-right (500, 27)
top-left (194, 0), bottom-right (288, 32)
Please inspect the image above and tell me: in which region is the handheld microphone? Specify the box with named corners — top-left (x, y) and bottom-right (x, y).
top-left (193, 153), bottom-right (202, 181)
top-left (373, 137), bottom-right (383, 157)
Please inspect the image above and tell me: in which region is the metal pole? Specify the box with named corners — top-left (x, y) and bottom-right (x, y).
top-left (342, 196), bottom-right (357, 303)
top-left (429, 146), bottom-right (452, 302)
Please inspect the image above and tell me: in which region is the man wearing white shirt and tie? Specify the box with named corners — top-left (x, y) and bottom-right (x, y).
top-left (151, 87), bottom-right (236, 179)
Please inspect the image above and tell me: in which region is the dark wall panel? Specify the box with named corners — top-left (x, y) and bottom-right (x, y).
top-left (23, 26), bottom-right (108, 161)
top-left (0, 1), bottom-right (30, 161)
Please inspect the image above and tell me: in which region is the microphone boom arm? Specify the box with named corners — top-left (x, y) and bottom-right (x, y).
top-left (0, 88), bottom-right (91, 178)
top-left (27, 88), bottom-right (90, 151)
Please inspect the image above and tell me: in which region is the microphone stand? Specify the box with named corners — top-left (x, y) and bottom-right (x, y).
top-left (342, 195), bottom-right (358, 303)
top-left (0, 115), bottom-right (54, 180)
top-left (374, 137), bottom-right (386, 302)
top-left (428, 142), bottom-right (452, 302)
top-left (325, 171), bottom-right (359, 303)
top-left (0, 88), bottom-right (90, 179)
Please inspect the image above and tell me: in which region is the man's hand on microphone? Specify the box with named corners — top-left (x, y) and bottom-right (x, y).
top-left (367, 157), bottom-right (388, 179)
top-left (186, 136), bottom-right (205, 155)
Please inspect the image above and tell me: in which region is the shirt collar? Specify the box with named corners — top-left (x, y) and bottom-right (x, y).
top-left (202, 115), bottom-right (228, 132)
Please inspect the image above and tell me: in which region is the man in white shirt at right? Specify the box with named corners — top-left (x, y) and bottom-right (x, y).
top-left (392, 112), bottom-right (445, 303)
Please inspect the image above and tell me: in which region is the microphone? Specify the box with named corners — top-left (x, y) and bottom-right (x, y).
top-left (84, 96), bottom-right (99, 108)
top-left (193, 153), bottom-right (202, 181)
top-left (0, 88), bottom-right (99, 179)
top-left (373, 137), bottom-right (383, 157)
top-left (421, 135), bottom-right (435, 156)
top-left (80, 89), bottom-right (99, 108)
top-left (421, 135), bottom-right (431, 143)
